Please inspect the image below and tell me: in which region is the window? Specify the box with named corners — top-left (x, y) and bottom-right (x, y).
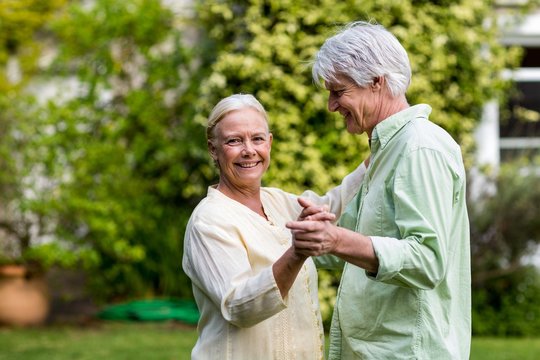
top-left (500, 47), bottom-right (540, 162)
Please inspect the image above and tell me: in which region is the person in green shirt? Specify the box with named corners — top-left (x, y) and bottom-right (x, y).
top-left (287, 21), bottom-right (471, 359)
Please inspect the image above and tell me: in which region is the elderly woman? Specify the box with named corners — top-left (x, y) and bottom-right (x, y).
top-left (182, 94), bottom-right (366, 359)
top-left (287, 21), bottom-right (471, 359)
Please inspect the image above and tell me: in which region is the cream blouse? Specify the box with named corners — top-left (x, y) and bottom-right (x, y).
top-left (182, 163), bottom-right (366, 360)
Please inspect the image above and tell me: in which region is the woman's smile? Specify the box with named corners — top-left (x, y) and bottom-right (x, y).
top-left (209, 107), bottom-right (273, 193)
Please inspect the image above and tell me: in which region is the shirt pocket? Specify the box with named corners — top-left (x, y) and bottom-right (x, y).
top-left (356, 181), bottom-right (383, 235)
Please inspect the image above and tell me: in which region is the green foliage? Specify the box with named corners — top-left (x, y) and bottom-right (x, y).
top-left (469, 157), bottom-right (540, 336)
top-left (194, 0), bottom-right (520, 188)
top-left (472, 267), bottom-right (540, 336)
top-left (194, 0), bottom-right (525, 326)
top-left (0, 0), bottom-right (69, 269)
top-left (31, 0), bottom-right (209, 300)
top-left (0, 0), bottom-right (67, 91)
top-left (0, 93), bottom-right (51, 263)
top-left (470, 157), bottom-right (540, 284)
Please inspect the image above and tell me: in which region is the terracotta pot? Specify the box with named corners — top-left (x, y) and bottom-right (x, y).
top-left (0, 264), bottom-right (50, 326)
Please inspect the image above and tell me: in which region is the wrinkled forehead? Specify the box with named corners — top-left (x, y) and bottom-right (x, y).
top-left (324, 74), bottom-right (355, 90)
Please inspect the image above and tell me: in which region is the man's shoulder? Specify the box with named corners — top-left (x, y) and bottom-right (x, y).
top-left (402, 118), bottom-right (460, 153)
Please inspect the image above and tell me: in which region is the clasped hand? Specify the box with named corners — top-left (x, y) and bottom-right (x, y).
top-left (286, 197), bottom-right (340, 257)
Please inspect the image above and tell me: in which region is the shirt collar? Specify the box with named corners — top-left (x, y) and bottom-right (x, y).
top-left (370, 104), bottom-right (432, 152)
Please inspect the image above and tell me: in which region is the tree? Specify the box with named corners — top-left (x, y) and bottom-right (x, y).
top-left (0, 0), bottom-right (68, 264)
top-left (0, 0), bottom-right (67, 91)
top-left (31, 0), bottom-right (208, 300)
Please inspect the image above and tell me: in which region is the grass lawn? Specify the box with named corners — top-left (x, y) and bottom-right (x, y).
top-left (0, 321), bottom-right (197, 360)
top-left (1, 321), bottom-right (540, 359)
top-left (471, 337), bottom-right (540, 360)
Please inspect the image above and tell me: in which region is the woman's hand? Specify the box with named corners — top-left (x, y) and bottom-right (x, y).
top-left (296, 197), bottom-right (336, 222)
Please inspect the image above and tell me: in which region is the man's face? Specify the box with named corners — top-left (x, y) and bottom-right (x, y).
top-left (325, 75), bottom-right (381, 137)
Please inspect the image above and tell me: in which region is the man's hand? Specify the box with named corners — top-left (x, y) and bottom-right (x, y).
top-left (287, 219), bottom-right (340, 257)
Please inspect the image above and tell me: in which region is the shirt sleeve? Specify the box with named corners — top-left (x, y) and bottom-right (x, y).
top-left (369, 148), bottom-right (461, 289)
top-left (183, 217), bottom-right (286, 328)
top-left (300, 161), bottom-right (366, 219)
top-left (313, 254), bottom-right (345, 269)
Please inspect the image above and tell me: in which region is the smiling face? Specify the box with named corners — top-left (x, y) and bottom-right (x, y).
top-left (208, 107), bottom-right (272, 193)
top-left (325, 75), bottom-right (382, 137)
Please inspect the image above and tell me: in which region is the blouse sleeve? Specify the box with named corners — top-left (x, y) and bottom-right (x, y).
top-left (183, 216), bottom-right (286, 328)
top-left (300, 161), bottom-right (366, 219)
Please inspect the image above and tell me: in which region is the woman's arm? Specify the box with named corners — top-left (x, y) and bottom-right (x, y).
top-left (184, 215), bottom-right (307, 328)
top-left (300, 158), bottom-right (368, 218)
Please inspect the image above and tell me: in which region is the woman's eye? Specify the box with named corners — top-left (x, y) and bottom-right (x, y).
top-left (227, 138), bottom-right (241, 145)
top-left (253, 136), bottom-right (265, 143)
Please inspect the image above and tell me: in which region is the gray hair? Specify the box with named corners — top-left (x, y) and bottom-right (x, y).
top-left (312, 21), bottom-right (411, 97)
top-left (206, 94), bottom-right (269, 142)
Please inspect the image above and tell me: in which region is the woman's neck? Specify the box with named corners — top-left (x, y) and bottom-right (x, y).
top-left (217, 182), bottom-right (267, 219)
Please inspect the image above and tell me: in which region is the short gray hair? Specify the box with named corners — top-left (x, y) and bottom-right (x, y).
top-left (312, 21), bottom-right (411, 97)
top-left (206, 94), bottom-right (269, 142)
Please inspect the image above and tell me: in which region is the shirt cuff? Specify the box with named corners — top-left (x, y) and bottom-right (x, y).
top-left (367, 236), bottom-right (404, 281)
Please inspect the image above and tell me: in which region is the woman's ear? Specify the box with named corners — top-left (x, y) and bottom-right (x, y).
top-left (208, 140), bottom-right (217, 161)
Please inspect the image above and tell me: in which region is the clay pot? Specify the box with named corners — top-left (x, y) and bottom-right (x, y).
top-left (0, 264), bottom-right (50, 326)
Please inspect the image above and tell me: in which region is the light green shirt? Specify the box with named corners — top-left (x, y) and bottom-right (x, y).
top-left (329, 105), bottom-right (471, 360)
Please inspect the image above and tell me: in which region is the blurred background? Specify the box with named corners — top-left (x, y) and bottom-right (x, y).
top-left (1, 0), bottom-right (540, 358)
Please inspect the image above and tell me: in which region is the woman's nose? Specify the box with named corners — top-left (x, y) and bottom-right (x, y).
top-left (242, 141), bottom-right (256, 155)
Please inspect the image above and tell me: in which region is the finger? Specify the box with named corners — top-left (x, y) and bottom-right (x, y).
top-left (300, 206), bottom-right (327, 219)
top-left (306, 212), bottom-right (336, 222)
top-left (292, 237), bottom-right (320, 250)
top-left (297, 197), bottom-right (317, 209)
top-left (287, 220), bottom-right (316, 231)
top-left (293, 239), bottom-right (326, 257)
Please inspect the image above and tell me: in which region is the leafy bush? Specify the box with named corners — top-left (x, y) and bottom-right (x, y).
top-left (27, 0), bottom-right (207, 300)
top-left (469, 157), bottom-right (540, 336)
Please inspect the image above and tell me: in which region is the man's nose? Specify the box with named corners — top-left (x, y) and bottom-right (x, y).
top-left (328, 95), bottom-right (338, 112)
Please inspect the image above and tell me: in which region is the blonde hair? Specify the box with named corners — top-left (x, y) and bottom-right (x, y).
top-left (206, 94), bottom-right (269, 142)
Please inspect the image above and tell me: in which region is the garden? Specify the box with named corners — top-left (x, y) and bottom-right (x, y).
top-left (1, 0), bottom-right (540, 358)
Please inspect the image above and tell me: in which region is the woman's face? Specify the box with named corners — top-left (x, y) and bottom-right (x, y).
top-left (325, 75), bottom-right (382, 137)
top-left (209, 107), bottom-right (272, 192)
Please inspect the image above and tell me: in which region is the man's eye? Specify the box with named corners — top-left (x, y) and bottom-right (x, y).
top-left (335, 89), bottom-right (345, 97)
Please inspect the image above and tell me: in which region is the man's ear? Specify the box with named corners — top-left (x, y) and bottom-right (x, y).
top-left (371, 76), bottom-right (384, 92)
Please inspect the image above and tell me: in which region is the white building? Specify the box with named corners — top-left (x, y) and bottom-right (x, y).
top-left (476, 5), bottom-right (540, 168)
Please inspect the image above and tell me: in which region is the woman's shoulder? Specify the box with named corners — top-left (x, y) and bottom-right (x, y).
top-left (261, 186), bottom-right (301, 217)
top-left (261, 186), bottom-right (297, 203)
top-left (188, 189), bottom-right (230, 223)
